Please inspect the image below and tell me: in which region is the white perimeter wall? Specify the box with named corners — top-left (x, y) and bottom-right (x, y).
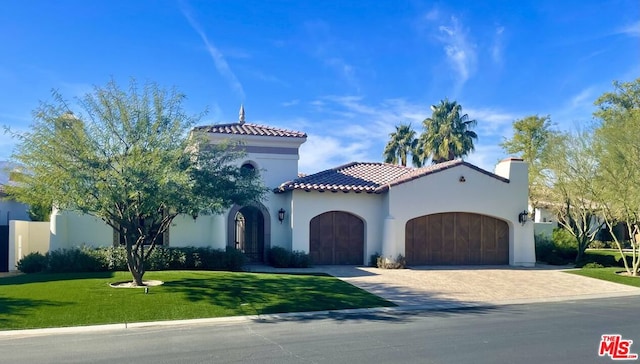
top-left (8, 220), bottom-right (50, 271)
top-left (290, 190), bottom-right (384, 264)
top-left (51, 210), bottom-right (112, 250)
top-left (170, 214), bottom-right (226, 249)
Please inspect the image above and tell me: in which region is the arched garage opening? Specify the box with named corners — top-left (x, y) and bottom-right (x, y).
top-left (309, 211), bottom-right (364, 265)
top-left (405, 212), bottom-right (509, 265)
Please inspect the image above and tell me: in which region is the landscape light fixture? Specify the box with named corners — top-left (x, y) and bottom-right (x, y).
top-left (278, 208), bottom-right (286, 223)
top-left (518, 210), bottom-right (529, 225)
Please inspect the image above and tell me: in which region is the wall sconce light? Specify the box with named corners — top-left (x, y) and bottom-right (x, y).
top-left (518, 210), bottom-right (529, 225)
top-left (192, 212), bottom-right (198, 221)
top-left (278, 208), bottom-right (286, 224)
top-left (459, 176), bottom-right (466, 183)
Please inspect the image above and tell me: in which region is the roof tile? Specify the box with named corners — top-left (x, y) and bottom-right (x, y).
top-left (275, 160), bottom-right (508, 194)
top-left (193, 122), bottom-right (307, 138)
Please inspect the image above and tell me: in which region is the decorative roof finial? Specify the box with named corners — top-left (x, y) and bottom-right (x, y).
top-left (239, 104), bottom-right (245, 124)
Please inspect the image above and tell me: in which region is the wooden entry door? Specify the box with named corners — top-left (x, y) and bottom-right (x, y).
top-left (235, 206), bottom-right (265, 263)
top-left (405, 212), bottom-right (508, 265)
top-left (309, 211), bottom-right (364, 265)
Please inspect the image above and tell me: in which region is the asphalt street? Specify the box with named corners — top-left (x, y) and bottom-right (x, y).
top-left (1, 296), bottom-right (638, 363)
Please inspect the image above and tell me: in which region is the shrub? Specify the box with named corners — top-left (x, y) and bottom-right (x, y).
top-left (535, 234), bottom-right (567, 265)
top-left (267, 247), bottom-right (311, 268)
top-left (46, 247), bottom-right (105, 273)
top-left (582, 262), bottom-right (605, 269)
top-left (99, 246), bottom-right (128, 271)
top-left (16, 252), bottom-right (47, 273)
top-left (16, 245), bottom-right (248, 273)
top-left (147, 247), bottom-right (187, 271)
top-left (268, 246), bottom-right (292, 268)
top-left (377, 254), bottom-right (406, 269)
top-left (587, 241), bottom-right (607, 249)
top-left (289, 250), bottom-right (311, 268)
top-left (223, 247), bottom-right (246, 271)
top-left (369, 252), bottom-right (380, 267)
top-left (575, 252), bottom-right (618, 268)
top-left (552, 228), bottom-right (578, 260)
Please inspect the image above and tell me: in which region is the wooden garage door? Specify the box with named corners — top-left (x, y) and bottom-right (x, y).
top-left (405, 212), bottom-right (508, 265)
top-left (310, 211), bottom-right (364, 265)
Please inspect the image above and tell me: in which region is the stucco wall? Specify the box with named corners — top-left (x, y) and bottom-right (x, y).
top-left (534, 207), bottom-right (556, 223)
top-left (8, 220), bottom-right (50, 271)
top-left (385, 160), bottom-right (535, 267)
top-left (170, 214), bottom-right (226, 248)
top-left (290, 190), bottom-right (385, 264)
top-left (50, 210), bottom-right (112, 250)
top-left (534, 222), bottom-right (555, 238)
top-left (243, 153), bottom-right (300, 189)
top-left (264, 192), bottom-right (293, 250)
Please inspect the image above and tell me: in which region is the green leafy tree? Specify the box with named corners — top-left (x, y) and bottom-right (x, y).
top-left (548, 128), bottom-right (604, 262)
top-left (7, 80), bottom-right (266, 285)
top-left (500, 115), bottom-right (557, 210)
top-left (4, 169), bottom-right (51, 221)
top-left (419, 99), bottom-right (477, 164)
top-left (593, 78), bottom-right (640, 276)
top-left (383, 123), bottom-right (422, 167)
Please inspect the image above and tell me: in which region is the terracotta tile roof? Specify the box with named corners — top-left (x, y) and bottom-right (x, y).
top-left (275, 159), bottom-right (509, 194)
top-left (193, 122), bottom-right (307, 138)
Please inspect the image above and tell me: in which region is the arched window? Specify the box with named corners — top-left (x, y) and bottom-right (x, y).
top-left (241, 162), bottom-right (256, 171)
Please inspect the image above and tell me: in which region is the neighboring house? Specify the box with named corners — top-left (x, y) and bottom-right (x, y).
top-left (8, 110), bottom-right (536, 270)
top-left (531, 203), bottom-right (605, 240)
top-left (0, 163), bottom-right (31, 225)
top-left (1, 164), bottom-right (31, 272)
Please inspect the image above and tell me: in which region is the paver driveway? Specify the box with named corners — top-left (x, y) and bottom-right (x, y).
top-left (316, 265), bottom-right (640, 307)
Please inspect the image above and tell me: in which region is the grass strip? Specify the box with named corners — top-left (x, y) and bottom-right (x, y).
top-left (566, 267), bottom-right (640, 288)
top-left (0, 271), bottom-right (394, 330)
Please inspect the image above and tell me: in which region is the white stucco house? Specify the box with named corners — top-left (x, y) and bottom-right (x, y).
top-left (8, 110), bottom-right (536, 270)
top-left (1, 166), bottom-right (31, 272)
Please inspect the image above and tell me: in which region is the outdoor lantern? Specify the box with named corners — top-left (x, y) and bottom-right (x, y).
top-left (278, 208), bottom-right (286, 223)
top-left (518, 210), bottom-right (529, 225)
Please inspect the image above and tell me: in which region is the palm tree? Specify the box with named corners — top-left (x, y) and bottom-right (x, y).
top-left (419, 99), bottom-right (477, 164)
top-left (383, 123), bottom-right (422, 167)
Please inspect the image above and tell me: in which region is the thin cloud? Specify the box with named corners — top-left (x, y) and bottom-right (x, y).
top-left (423, 8), bottom-right (440, 21)
top-left (616, 20), bottom-right (640, 37)
top-left (552, 86), bottom-right (598, 128)
top-left (299, 134), bottom-right (370, 174)
top-left (304, 20), bottom-right (361, 91)
top-left (437, 16), bottom-right (476, 90)
top-left (288, 95), bottom-right (523, 174)
top-left (491, 26), bottom-right (505, 65)
top-left (282, 99), bottom-right (300, 107)
top-left (325, 57), bottom-right (358, 91)
top-left (465, 106), bottom-right (518, 137)
top-left (180, 5), bottom-right (245, 100)
top-left (465, 144), bottom-right (506, 172)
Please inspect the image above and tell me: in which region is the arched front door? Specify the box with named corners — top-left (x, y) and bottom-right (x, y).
top-left (405, 212), bottom-right (509, 265)
top-left (234, 206), bottom-right (265, 263)
top-left (309, 211), bottom-right (364, 265)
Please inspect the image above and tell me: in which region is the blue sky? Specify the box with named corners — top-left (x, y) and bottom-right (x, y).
top-left (1, 0), bottom-right (638, 174)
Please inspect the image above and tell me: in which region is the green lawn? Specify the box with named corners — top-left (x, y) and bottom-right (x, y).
top-left (585, 249), bottom-right (632, 260)
top-left (567, 268), bottom-right (640, 288)
top-left (0, 271), bottom-right (394, 330)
